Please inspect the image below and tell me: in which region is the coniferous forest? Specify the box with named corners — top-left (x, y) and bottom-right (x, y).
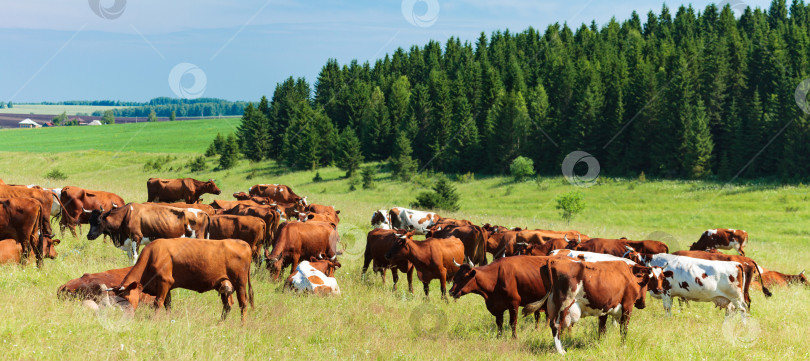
top-left (236, 1), bottom-right (810, 181)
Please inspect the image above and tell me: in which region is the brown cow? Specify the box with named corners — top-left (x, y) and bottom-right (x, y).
top-left (691, 228), bottom-right (749, 256)
top-left (0, 239), bottom-right (24, 264)
top-left (208, 215), bottom-right (267, 262)
top-left (516, 236), bottom-right (578, 256)
top-left (303, 204), bottom-right (340, 223)
top-left (57, 267), bottom-right (156, 306)
top-left (59, 186), bottom-right (125, 234)
top-left (427, 224), bottom-right (488, 266)
top-left (209, 199), bottom-right (267, 213)
top-left (576, 237), bottom-right (668, 256)
top-left (146, 178), bottom-right (221, 204)
top-left (266, 221), bottom-right (339, 280)
top-left (248, 184), bottom-right (306, 205)
top-left (0, 197), bottom-right (60, 267)
top-left (384, 234), bottom-right (465, 301)
top-left (482, 225), bottom-right (522, 257)
top-left (0, 184), bottom-right (75, 240)
top-left (86, 203), bottom-right (198, 262)
top-left (112, 238), bottom-right (254, 322)
top-left (433, 218), bottom-right (473, 228)
top-left (224, 204), bottom-right (281, 249)
top-left (523, 260), bottom-right (664, 354)
top-left (449, 256), bottom-right (556, 338)
top-left (515, 229), bottom-right (588, 245)
top-left (672, 250), bottom-right (772, 304)
top-left (362, 228), bottom-right (414, 292)
top-left (753, 269), bottom-right (807, 290)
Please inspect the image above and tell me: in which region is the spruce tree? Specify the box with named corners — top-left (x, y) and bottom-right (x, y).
top-left (336, 127), bottom-right (364, 177)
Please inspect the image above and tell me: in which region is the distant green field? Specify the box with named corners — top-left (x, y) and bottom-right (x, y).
top-left (0, 118), bottom-right (239, 153)
top-left (0, 104), bottom-right (124, 115)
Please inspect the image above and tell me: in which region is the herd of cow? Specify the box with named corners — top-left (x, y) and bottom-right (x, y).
top-left (0, 177), bottom-right (807, 353)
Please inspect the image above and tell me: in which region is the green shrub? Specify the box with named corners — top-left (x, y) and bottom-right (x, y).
top-left (313, 171), bottom-right (323, 182)
top-left (509, 156), bottom-right (535, 181)
top-left (44, 169), bottom-right (67, 181)
top-left (556, 191), bottom-right (586, 225)
top-left (187, 155), bottom-right (207, 172)
top-left (412, 175), bottom-right (459, 211)
top-left (348, 174), bottom-right (361, 192)
top-left (362, 166), bottom-right (376, 190)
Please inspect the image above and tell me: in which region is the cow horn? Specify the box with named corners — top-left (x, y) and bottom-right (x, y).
top-left (111, 202), bottom-right (119, 208)
top-left (661, 262), bottom-right (669, 270)
top-left (625, 245), bottom-right (634, 251)
top-left (800, 270), bottom-right (805, 276)
top-left (330, 255), bottom-right (337, 261)
top-left (100, 206), bottom-right (105, 213)
top-left (577, 234), bottom-right (581, 243)
top-left (82, 207), bottom-right (92, 214)
top-left (517, 242), bottom-right (528, 246)
top-left (452, 258), bottom-right (462, 267)
top-left (105, 288), bottom-right (115, 292)
top-left (317, 254), bottom-right (324, 259)
top-left (466, 257), bottom-right (474, 268)
top-left (564, 234), bottom-right (569, 242)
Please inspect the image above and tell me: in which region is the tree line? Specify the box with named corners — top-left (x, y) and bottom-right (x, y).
top-left (91, 98), bottom-right (247, 118)
top-left (236, 1), bottom-right (810, 181)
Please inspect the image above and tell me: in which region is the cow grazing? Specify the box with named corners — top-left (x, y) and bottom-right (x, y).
top-left (86, 203), bottom-right (198, 262)
top-left (523, 260), bottom-right (664, 354)
top-left (384, 234), bottom-right (465, 300)
top-left (0, 197), bottom-right (60, 267)
top-left (266, 221), bottom-right (340, 279)
top-left (517, 236), bottom-right (578, 256)
top-left (483, 226), bottom-right (523, 258)
top-left (754, 269), bottom-right (808, 290)
top-left (623, 251), bottom-right (749, 317)
top-left (284, 260), bottom-right (341, 296)
top-left (303, 204), bottom-right (340, 223)
top-left (362, 228), bottom-right (414, 292)
top-left (57, 267), bottom-right (156, 306)
top-left (672, 249), bottom-right (772, 303)
top-left (449, 256), bottom-right (556, 338)
top-left (0, 239), bottom-right (24, 264)
top-left (224, 204), bottom-right (281, 249)
top-left (576, 237), bottom-right (668, 257)
top-left (691, 228), bottom-right (749, 256)
top-left (370, 210), bottom-right (392, 229)
top-left (388, 207), bottom-right (440, 235)
top-left (152, 202), bottom-right (216, 216)
top-left (208, 215), bottom-right (267, 262)
top-left (146, 178), bottom-right (221, 204)
top-left (248, 184), bottom-right (306, 206)
top-left (59, 186), bottom-right (125, 235)
top-left (427, 224), bottom-right (488, 266)
top-left (111, 238), bottom-right (254, 322)
top-left (209, 199), bottom-right (268, 213)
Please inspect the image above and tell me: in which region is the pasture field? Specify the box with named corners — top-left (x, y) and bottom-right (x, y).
top-left (0, 118), bottom-right (239, 153)
top-left (0, 146), bottom-right (809, 360)
top-left (0, 104), bottom-right (124, 115)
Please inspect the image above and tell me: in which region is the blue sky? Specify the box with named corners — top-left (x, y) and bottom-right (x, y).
top-left (0, 0), bottom-right (772, 103)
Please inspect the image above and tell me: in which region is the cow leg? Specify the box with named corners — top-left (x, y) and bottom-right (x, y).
top-left (164, 291), bottom-right (172, 311)
top-left (423, 282), bottom-right (430, 299)
top-left (236, 283), bottom-right (248, 324)
top-left (220, 293), bottom-right (232, 320)
top-left (597, 315), bottom-right (608, 338)
top-left (407, 268), bottom-right (414, 294)
top-left (495, 312), bottom-right (504, 337)
top-left (391, 269), bottom-right (399, 292)
top-left (662, 294), bottom-right (673, 316)
top-left (440, 271), bottom-right (448, 302)
top-left (508, 307), bottom-right (518, 339)
top-left (534, 311), bottom-right (542, 330)
top-left (551, 321), bottom-right (565, 355)
top-left (153, 281), bottom-right (171, 317)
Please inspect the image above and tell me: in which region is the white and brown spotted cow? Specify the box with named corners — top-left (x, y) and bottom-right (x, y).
top-left (285, 260), bottom-right (340, 296)
top-left (690, 228), bottom-right (748, 255)
top-left (370, 210), bottom-right (391, 229)
top-left (388, 207), bottom-right (440, 235)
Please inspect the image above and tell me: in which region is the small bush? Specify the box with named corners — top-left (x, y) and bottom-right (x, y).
top-left (509, 156), bottom-right (535, 182)
top-left (313, 171), bottom-right (323, 182)
top-left (638, 171), bottom-right (647, 182)
top-left (44, 169), bottom-right (67, 181)
top-left (412, 174), bottom-right (459, 211)
top-left (556, 191), bottom-right (586, 225)
top-left (456, 172), bottom-right (475, 184)
top-left (348, 174), bottom-right (361, 192)
top-left (362, 166), bottom-right (376, 190)
top-left (143, 159), bottom-right (162, 172)
top-left (187, 155), bottom-right (207, 172)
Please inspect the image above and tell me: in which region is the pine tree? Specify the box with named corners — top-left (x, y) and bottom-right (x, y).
top-left (218, 134), bottom-right (240, 170)
top-left (336, 127), bottom-right (364, 177)
top-left (390, 131), bottom-right (418, 181)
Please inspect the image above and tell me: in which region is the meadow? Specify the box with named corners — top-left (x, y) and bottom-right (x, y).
top-left (0, 119), bottom-right (808, 360)
top-left (0, 104), bottom-right (124, 115)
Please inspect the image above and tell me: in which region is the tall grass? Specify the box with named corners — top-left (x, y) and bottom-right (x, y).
top-left (0, 150), bottom-right (808, 360)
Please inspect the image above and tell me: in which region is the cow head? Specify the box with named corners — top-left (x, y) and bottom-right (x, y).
top-left (233, 192), bottom-right (251, 200)
top-left (449, 258), bottom-right (478, 298)
top-left (112, 282), bottom-right (143, 311)
top-left (204, 179), bottom-right (222, 195)
top-left (249, 196), bottom-right (269, 205)
top-left (370, 210), bottom-right (390, 228)
top-left (563, 234), bottom-right (580, 249)
top-left (623, 246), bottom-right (649, 265)
top-left (791, 270), bottom-right (808, 286)
top-left (385, 234), bottom-right (413, 261)
top-left (87, 207), bottom-right (126, 247)
top-left (631, 265), bottom-right (666, 309)
top-left (309, 255), bottom-right (342, 277)
top-left (42, 237), bottom-right (60, 259)
top-left (86, 208), bottom-right (106, 241)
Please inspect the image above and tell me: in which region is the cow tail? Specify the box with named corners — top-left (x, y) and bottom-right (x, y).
top-left (522, 263), bottom-right (553, 317)
top-left (247, 264), bottom-right (255, 308)
top-left (52, 193), bottom-right (77, 232)
top-left (752, 261), bottom-right (772, 297)
top-left (474, 226), bottom-right (487, 266)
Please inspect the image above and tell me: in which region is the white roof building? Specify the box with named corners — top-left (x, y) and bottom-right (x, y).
top-left (18, 118), bottom-right (41, 128)
top-left (87, 120), bottom-right (103, 126)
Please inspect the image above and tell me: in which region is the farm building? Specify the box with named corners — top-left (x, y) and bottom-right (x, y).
top-left (18, 119), bottom-right (41, 128)
top-left (87, 120), bottom-right (102, 126)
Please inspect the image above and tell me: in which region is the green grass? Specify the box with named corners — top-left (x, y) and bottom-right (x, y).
top-left (0, 104), bottom-right (124, 115)
top-left (0, 146), bottom-right (809, 360)
top-left (0, 118), bottom-right (239, 153)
